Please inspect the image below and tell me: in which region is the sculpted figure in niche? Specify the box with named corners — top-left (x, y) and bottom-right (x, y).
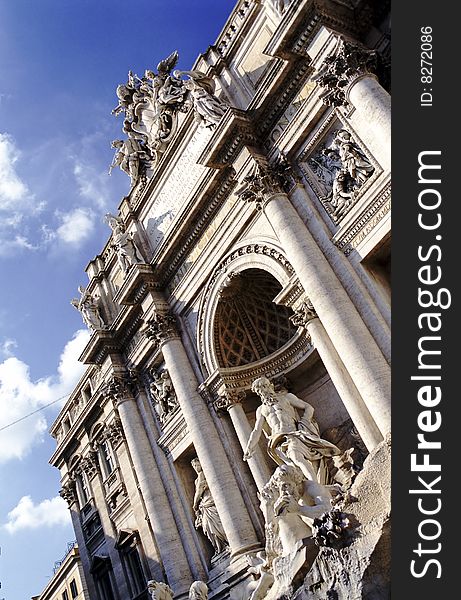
top-left (191, 457), bottom-right (228, 555)
top-left (105, 213), bottom-right (144, 273)
top-left (147, 581), bottom-right (173, 600)
top-left (149, 369), bottom-right (178, 424)
top-left (71, 286), bottom-right (105, 331)
top-left (189, 581), bottom-right (208, 599)
top-left (244, 377), bottom-right (350, 507)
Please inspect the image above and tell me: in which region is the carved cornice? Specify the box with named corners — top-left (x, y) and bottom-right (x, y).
top-left (113, 263), bottom-right (160, 306)
top-left (313, 37), bottom-right (378, 107)
top-left (157, 168), bottom-right (236, 287)
top-left (78, 330), bottom-right (121, 366)
top-left (333, 180), bottom-right (391, 255)
top-left (199, 109), bottom-right (259, 170)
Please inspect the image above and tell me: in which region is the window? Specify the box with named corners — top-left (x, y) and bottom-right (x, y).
top-left (124, 547), bottom-right (145, 596)
top-left (78, 471), bottom-right (91, 507)
top-left (116, 530), bottom-right (147, 598)
top-left (62, 591), bottom-right (69, 600)
top-left (70, 579), bottom-right (78, 599)
top-left (91, 556), bottom-right (116, 600)
top-left (99, 440), bottom-right (115, 477)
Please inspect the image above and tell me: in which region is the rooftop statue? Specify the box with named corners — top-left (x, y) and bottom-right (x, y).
top-left (111, 53), bottom-right (229, 178)
top-left (71, 286), bottom-right (105, 331)
top-left (104, 213), bottom-right (144, 274)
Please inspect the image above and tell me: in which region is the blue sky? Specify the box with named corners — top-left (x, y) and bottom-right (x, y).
top-left (0, 1), bottom-right (235, 598)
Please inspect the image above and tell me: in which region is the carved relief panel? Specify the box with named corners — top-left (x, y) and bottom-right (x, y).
top-left (299, 118), bottom-right (377, 224)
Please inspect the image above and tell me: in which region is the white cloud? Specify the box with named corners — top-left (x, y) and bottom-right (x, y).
top-left (3, 495), bottom-right (71, 534)
top-left (56, 207), bottom-right (95, 245)
top-left (73, 160), bottom-right (112, 210)
top-left (0, 329), bottom-right (90, 463)
top-left (0, 133), bottom-right (30, 210)
top-left (1, 338), bottom-right (17, 358)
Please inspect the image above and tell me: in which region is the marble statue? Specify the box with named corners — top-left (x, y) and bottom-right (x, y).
top-left (189, 581), bottom-right (208, 599)
top-left (147, 581), bottom-right (173, 600)
top-left (176, 70), bottom-right (228, 127)
top-left (244, 377), bottom-right (344, 504)
top-left (105, 213), bottom-right (144, 273)
top-left (108, 135), bottom-right (153, 187)
top-left (149, 369), bottom-right (178, 424)
top-left (112, 52), bottom-right (187, 164)
top-left (191, 457), bottom-right (228, 555)
top-left (71, 286), bottom-right (105, 331)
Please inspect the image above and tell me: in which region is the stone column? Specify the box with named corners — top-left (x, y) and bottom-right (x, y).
top-left (290, 300), bottom-right (383, 450)
top-left (59, 483), bottom-right (99, 600)
top-left (105, 374), bottom-right (192, 597)
top-left (216, 391), bottom-right (272, 491)
top-left (314, 37), bottom-right (391, 170)
top-left (144, 314), bottom-right (260, 558)
top-left (236, 166), bottom-right (391, 440)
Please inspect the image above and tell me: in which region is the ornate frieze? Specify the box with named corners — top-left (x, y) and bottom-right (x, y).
top-left (313, 37), bottom-right (378, 107)
top-left (143, 313), bottom-right (179, 347)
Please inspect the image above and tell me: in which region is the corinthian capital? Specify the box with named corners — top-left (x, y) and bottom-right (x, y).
top-left (214, 389), bottom-right (246, 412)
top-left (143, 312), bottom-right (179, 346)
top-left (290, 299), bottom-right (318, 328)
top-left (59, 480), bottom-right (77, 507)
top-left (235, 158), bottom-right (293, 210)
top-left (314, 38), bottom-right (378, 107)
top-left (103, 373), bottom-right (137, 405)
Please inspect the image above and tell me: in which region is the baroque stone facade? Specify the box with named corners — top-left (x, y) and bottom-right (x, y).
top-left (50, 1), bottom-right (391, 599)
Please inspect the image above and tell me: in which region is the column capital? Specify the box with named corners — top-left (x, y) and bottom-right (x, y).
top-left (59, 479), bottom-right (77, 507)
top-left (80, 450), bottom-right (100, 480)
top-left (103, 372), bottom-right (137, 406)
top-left (313, 37), bottom-right (379, 107)
top-left (142, 312), bottom-right (180, 347)
top-left (290, 299), bottom-right (318, 328)
top-left (235, 157), bottom-right (294, 210)
top-left (214, 389), bottom-right (246, 412)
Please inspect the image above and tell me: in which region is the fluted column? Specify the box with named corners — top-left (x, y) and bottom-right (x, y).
top-left (105, 374), bottom-right (192, 597)
top-left (314, 37), bottom-right (391, 170)
top-left (215, 391), bottom-right (272, 491)
top-left (144, 314), bottom-right (260, 558)
top-left (290, 300), bottom-right (383, 450)
top-left (236, 165), bottom-right (391, 440)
